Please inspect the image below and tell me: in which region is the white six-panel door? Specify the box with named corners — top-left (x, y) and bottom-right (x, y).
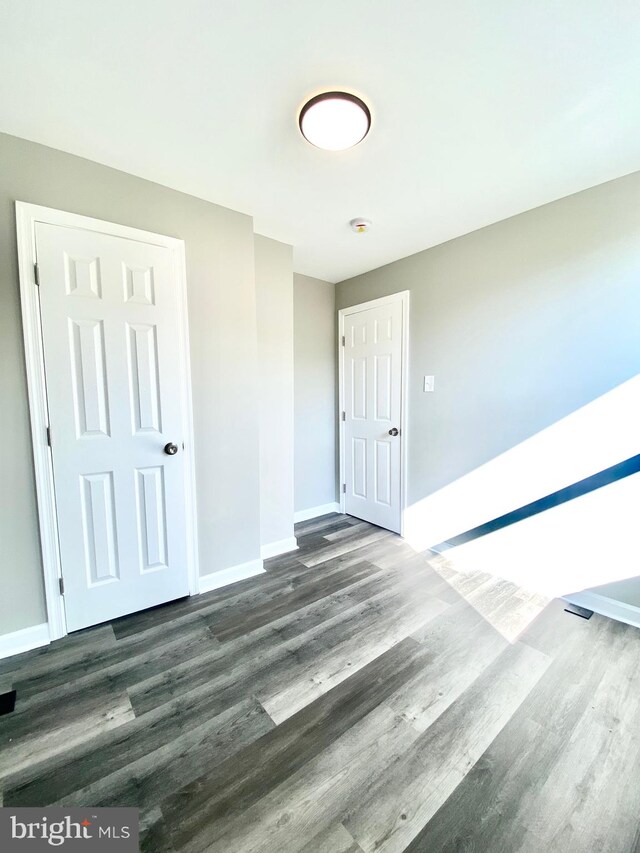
top-left (36, 221), bottom-right (190, 631)
top-left (341, 294), bottom-right (407, 533)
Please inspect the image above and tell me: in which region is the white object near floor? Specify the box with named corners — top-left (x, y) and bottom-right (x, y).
top-left (198, 559), bottom-right (266, 594)
top-left (340, 293), bottom-right (408, 534)
top-left (36, 222), bottom-right (193, 631)
top-left (18, 204), bottom-right (199, 637)
top-left (294, 503), bottom-right (342, 523)
top-left (0, 623), bottom-right (50, 661)
top-left (260, 537), bottom-right (299, 560)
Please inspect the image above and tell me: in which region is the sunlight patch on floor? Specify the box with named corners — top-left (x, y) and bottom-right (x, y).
top-left (424, 551), bottom-right (550, 643)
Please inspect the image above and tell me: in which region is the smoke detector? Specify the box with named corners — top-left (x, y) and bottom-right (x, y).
top-left (350, 218), bottom-right (372, 234)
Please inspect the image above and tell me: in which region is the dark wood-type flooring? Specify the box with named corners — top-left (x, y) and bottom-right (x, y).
top-left (2, 513), bottom-right (640, 852)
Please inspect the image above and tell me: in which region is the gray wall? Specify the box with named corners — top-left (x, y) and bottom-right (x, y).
top-left (593, 576), bottom-right (640, 608)
top-left (336, 171), bottom-right (640, 509)
top-left (255, 235), bottom-right (295, 548)
top-left (293, 273), bottom-right (337, 513)
top-left (0, 132), bottom-right (262, 635)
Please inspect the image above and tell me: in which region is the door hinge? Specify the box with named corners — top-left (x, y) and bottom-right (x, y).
top-left (342, 411), bottom-right (346, 421)
top-left (59, 577), bottom-right (65, 596)
top-left (46, 426), bottom-right (51, 447)
top-left (34, 262), bottom-right (40, 286)
top-left (342, 483), bottom-right (346, 494)
top-left (341, 335), bottom-right (345, 346)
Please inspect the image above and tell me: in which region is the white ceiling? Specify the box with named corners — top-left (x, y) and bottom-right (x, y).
top-left (1, 0), bottom-right (639, 282)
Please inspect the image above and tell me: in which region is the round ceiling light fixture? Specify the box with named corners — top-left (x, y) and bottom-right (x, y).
top-left (299, 91), bottom-right (371, 151)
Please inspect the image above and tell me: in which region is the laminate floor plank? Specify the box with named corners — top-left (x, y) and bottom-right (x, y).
top-left (205, 563), bottom-right (395, 653)
top-left (300, 518), bottom-right (362, 539)
top-left (131, 564), bottom-right (444, 728)
top-left (216, 565), bottom-right (393, 652)
top-left (517, 618), bottom-right (640, 853)
top-left (198, 704), bottom-right (417, 853)
top-left (286, 536), bottom-right (402, 583)
top-left (53, 699), bottom-right (275, 812)
top-left (159, 637), bottom-right (432, 853)
top-left (128, 562), bottom-right (386, 715)
top-left (403, 717), bottom-right (551, 853)
top-left (294, 526), bottom-right (397, 567)
top-left (518, 595), bottom-right (595, 658)
top-left (13, 622), bottom-right (217, 708)
top-left (111, 570), bottom-right (297, 640)
top-left (323, 521), bottom-right (376, 542)
top-left (111, 543), bottom-right (329, 641)
top-left (297, 823), bottom-right (364, 853)
top-left (261, 552), bottom-right (313, 576)
top-left (368, 542), bottom-right (430, 571)
top-left (0, 624), bottom-right (117, 680)
top-left (300, 529), bottom-right (394, 568)
top-left (402, 615), bottom-right (617, 852)
top-left (2, 515), bottom-right (640, 853)
top-left (389, 600), bottom-right (510, 732)
top-left (343, 641), bottom-right (551, 853)
top-left (407, 613), bottom-right (640, 853)
top-left (113, 540), bottom-right (369, 645)
top-left (292, 513), bottom-right (348, 536)
top-left (209, 559), bottom-right (382, 641)
top-left (4, 682), bottom-right (270, 806)
top-left (140, 816), bottom-right (177, 853)
top-left (0, 689), bottom-right (135, 783)
top-left (259, 593), bottom-right (450, 724)
top-left (424, 553), bottom-right (551, 640)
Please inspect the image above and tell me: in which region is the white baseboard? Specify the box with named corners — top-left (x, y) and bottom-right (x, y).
top-left (260, 536), bottom-right (298, 560)
top-left (294, 502), bottom-right (341, 523)
top-left (198, 558), bottom-right (265, 595)
top-left (0, 622), bottom-right (50, 661)
top-left (563, 591), bottom-right (640, 630)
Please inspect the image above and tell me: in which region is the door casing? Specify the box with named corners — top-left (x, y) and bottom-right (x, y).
top-left (16, 202), bottom-right (200, 641)
top-left (338, 291), bottom-right (410, 534)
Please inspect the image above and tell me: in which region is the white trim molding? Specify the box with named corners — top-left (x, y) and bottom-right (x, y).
top-left (563, 591), bottom-right (640, 630)
top-left (338, 291), bottom-right (410, 535)
top-left (294, 503), bottom-right (341, 523)
top-left (198, 558), bottom-right (265, 594)
top-left (15, 202), bottom-right (200, 641)
top-left (260, 537), bottom-right (299, 560)
top-left (0, 623), bottom-right (50, 662)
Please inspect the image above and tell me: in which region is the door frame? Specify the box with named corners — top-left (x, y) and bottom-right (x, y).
top-left (16, 201), bottom-right (200, 641)
top-left (338, 291), bottom-right (410, 535)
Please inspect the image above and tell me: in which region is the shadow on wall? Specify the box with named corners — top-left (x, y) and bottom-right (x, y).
top-left (404, 373), bottom-right (640, 598)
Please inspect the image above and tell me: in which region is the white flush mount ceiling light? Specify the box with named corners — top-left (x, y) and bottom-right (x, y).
top-left (299, 92), bottom-right (371, 151)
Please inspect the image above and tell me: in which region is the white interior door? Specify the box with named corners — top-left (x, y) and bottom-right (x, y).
top-left (342, 296), bottom-right (406, 533)
top-left (36, 222), bottom-right (190, 631)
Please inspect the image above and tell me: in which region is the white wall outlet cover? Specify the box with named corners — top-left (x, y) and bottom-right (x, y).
top-left (423, 375), bottom-right (435, 392)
